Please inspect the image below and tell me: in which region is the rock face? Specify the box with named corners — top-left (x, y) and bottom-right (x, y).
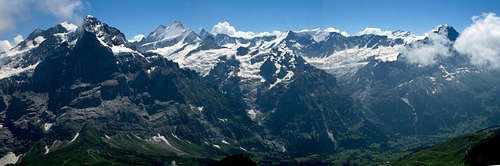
top-left (132, 20), bottom-right (500, 155)
top-left (2, 16), bottom-right (500, 165)
top-left (0, 16), bottom-right (261, 160)
top-left (346, 25), bottom-right (500, 138)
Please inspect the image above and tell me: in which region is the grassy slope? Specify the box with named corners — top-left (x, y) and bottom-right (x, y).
top-left (14, 124), bottom-right (500, 166)
top-left (16, 126), bottom-right (217, 166)
top-left (392, 126), bottom-right (500, 166)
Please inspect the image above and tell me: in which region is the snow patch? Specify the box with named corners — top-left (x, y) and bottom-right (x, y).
top-left (0, 152), bottom-right (19, 166)
top-left (303, 45), bottom-right (403, 76)
top-left (44, 145), bottom-right (50, 154)
top-left (1, 36), bottom-right (45, 57)
top-left (189, 104), bottom-right (204, 113)
top-left (429, 76), bottom-right (436, 82)
top-left (69, 132), bottom-right (79, 143)
top-left (401, 97), bottom-right (414, 109)
top-left (150, 133), bottom-right (185, 154)
top-left (54, 32), bottom-right (70, 43)
top-left (111, 45), bottom-right (138, 54)
top-left (152, 133), bottom-right (171, 145)
top-left (34, 36), bottom-right (46, 44)
top-left (0, 62), bottom-right (40, 80)
top-left (95, 36), bottom-right (140, 56)
top-left (247, 109), bottom-right (257, 120)
top-left (234, 49), bottom-right (265, 81)
top-left (146, 66), bottom-right (156, 74)
top-left (162, 46), bottom-right (232, 76)
top-left (221, 140), bottom-right (230, 145)
top-left (269, 70), bottom-right (294, 89)
top-left (43, 123), bottom-right (53, 132)
top-left (171, 134), bottom-right (180, 140)
top-left (60, 22), bottom-right (78, 32)
top-left (439, 65), bottom-right (454, 81)
top-left (217, 118), bottom-right (228, 123)
top-left (326, 130), bottom-right (337, 147)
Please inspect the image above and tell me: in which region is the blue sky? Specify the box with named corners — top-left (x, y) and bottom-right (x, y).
top-left (1, 0), bottom-right (499, 41)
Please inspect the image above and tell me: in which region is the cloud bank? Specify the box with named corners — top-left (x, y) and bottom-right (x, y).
top-left (403, 33), bottom-right (452, 66)
top-left (211, 21), bottom-right (281, 39)
top-left (0, 41), bottom-right (12, 53)
top-left (358, 27), bottom-right (392, 36)
top-left (454, 13), bottom-right (500, 69)
top-left (0, 35), bottom-right (23, 53)
top-left (128, 34), bottom-right (145, 43)
top-left (402, 13), bottom-right (500, 69)
top-left (0, 0), bottom-right (83, 33)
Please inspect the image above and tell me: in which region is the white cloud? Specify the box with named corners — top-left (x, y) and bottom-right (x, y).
top-left (454, 13), bottom-right (500, 69)
top-left (211, 21), bottom-right (281, 39)
top-left (0, 0), bottom-right (27, 33)
top-left (38, 0), bottom-right (82, 20)
top-left (324, 27), bottom-right (340, 33)
top-left (0, 35), bottom-right (23, 53)
top-left (128, 34), bottom-right (145, 43)
top-left (13, 35), bottom-right (23, 45)
top-left (323, 27), bottom-right (349, 36)
top-left (211, 22), bottom-right (238, 36)
top-left (0, 40), bottom-right (12, 53)
top-left (358, 27), bottom-right (392, 36)
top-left (403, 33), bottom-right (452, 66)
top-left (0, 0), bottom-right (83, 33)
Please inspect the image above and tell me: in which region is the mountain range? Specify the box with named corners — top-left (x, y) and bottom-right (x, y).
top-left (1, 15), bottom-right (500, 165)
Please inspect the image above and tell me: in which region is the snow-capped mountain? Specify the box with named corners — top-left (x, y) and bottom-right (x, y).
top-left (346, 24), bottom-right (489, 138)
top-left (430, 24), bottom-right (459, 41)
top-left (136, 23), bottom-right (428, 82)
top-left (132, 21), bottom-right (500, 151)
top-left (81, 15), bottom-right (140, 55)
top-left (0, 16), bottom-right (264, 163)
top-left (133, 23), bottom-right (429, 116)
top-left (132, 22), bottom-right (460, 119)
top-left (135, 21), bottom-right (203, 52)
top-left (0, 22), bottom-right (74, 79)
top-left (0, 15), bottom-right (142, 80)
top-left (3, 15), bottom-right (500, 165)
top-left (134, 22), bottom-right (436, 153)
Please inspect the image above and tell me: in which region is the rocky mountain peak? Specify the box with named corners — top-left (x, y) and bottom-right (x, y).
top-left (170, 21), bottom-right (184, 29)
top-left (431, 24), bottom-right (459, 41)
top-left (136, 21), bottom-right (201, 51)
top-left (79, 15), bottom-right (134, 49)
top-left (148, 21), bottom-right (190, 41)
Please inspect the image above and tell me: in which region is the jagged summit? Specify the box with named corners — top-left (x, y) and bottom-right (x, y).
top-left (145, 21), bottom-right (191, 42)
top-left (80, 15), bottom-right (135, 50)
top-left (82, 15), bottom-right (102, 29)
top-left (392, 30), bottom-right (412, 37)
top-left (199, 28), bottom-right (211, 38)
top-left (170, 20), bottom-right (184, 28)
top-left (136, 21), bottom-right (201, 51)
top-left (431, 24), bottom-right (459, 41)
